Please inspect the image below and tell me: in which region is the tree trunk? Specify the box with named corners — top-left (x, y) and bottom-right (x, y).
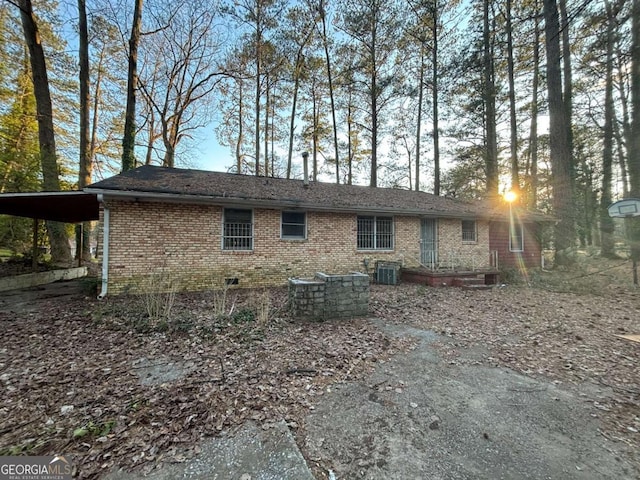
top-left (312, 83), bottom-right (319, 182)
top-left (615, 39), bottom-right (631, 197)
top-left (600, 0), bottom-right (616, 258)
top-left (286, 51), bottom-right (303, 179)
top-left (264, 78), bottom-right (269, 177)
top-left (145, 109), bottom-right (156, 165)
top-left (319, 1), bottom-right (339, 184)
top-left (236, 78), bottom-right (244, 173)
top-left (506, 0), bottom-right (519, 191)
top-left (483, 0), bottom-right (498, 197)
top-left (90, 49), bottom-right (104, 171)
top-left (76, 0), bottom-right (91, 260)
top-left (122, 0), bottom-right (143, 172)
top-left (432, 3), bottom-right (440, 196)
top-left (558, 0), bottom-right (573, 161)
top-left (255, 6), bottom-right (262, 176)
top-left (370, 48), bottom-right (378, 187)
top-left (628, 0), bottom-right (640, 261)
top-left (347, 100), bottom-right (353, 185)
top-left (19, 0), bottom-right (71, 264)
top-left (271, 84), bottom-right (276, 176)
top-left (544, 0), bottom-right (575, 264)
top-left (162, 127), bottom-right (176, 167)
top-left (528, 0), bottom-right (540, 208)
top-left (613, 114), bottom-right (629, 197)
top-left (415, 47), bottom-right (424, 192)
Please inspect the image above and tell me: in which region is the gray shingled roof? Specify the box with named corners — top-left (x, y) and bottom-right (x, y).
top-left (86, 165), bottom-right (547, 220)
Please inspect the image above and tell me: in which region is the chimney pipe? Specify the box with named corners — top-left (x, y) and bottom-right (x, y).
top-left (302, 151), bottom-right (309, 187)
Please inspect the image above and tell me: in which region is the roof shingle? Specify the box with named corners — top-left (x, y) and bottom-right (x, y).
top-left (86, 165), bottom-right (547, 220)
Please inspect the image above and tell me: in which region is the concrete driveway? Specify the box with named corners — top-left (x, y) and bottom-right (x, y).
top-left (106, 318), bottom-right (637, 480)
top-left (302, 320), bottom-right (637, 479)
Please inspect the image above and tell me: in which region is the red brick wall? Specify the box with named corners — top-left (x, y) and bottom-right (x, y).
top-left (489, 221), bottom-right (541, 269)
top-left (100, 200), bottom-right (494, 293)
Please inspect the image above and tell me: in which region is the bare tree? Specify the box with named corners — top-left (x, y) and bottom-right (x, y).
top-left (224, 0), bottom-right (286, 176)
top-left (139, 1), bottom-right (225, 168)
top-left (282, 5), bottom-right (314, 178)
top-left (338, 0), bottom-right (402, 187)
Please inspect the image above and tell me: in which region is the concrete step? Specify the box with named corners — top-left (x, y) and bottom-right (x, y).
top-left (461, 283), bottom-right (495, 290)
top-left (453, 277), bottom-right (484, 287)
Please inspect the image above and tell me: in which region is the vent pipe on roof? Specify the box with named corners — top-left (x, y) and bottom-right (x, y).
top-left (302, 151), bottom-right (309, 188)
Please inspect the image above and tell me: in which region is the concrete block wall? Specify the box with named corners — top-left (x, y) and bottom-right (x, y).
top-left (289, 272), bottom-right (369, 319)
top-left (99, 199), bottom-right (491, 294)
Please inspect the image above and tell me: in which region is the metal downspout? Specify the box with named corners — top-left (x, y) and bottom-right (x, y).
top-left (97, 194), bottom-right (110, 299)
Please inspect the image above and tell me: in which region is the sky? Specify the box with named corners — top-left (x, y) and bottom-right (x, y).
top-left (189, 131), bottom-right (234, 173)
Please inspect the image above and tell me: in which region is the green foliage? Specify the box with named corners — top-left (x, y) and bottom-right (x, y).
top-left (440, 145), bottom-right (489, 200)
top-left (0, 55), bottom-right (40, 195)
top-left (73, 419), bottom-right (115, 439)
top-left (232, 307), bottom-right (256, 324)
top-left (0, 216), bottom-right (34, 254)
top-left (499, 267), bottom-right (528, 285)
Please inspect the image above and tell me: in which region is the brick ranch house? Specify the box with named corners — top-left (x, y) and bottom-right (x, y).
top-left (85, 165), bottom-right (548, 296)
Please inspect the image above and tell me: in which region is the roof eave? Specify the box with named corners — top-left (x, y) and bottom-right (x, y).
top-left (85, 188), bottom-right (489, 219)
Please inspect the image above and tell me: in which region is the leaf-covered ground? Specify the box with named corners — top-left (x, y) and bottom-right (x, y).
top-left (1, 254), bottom-right (639, 478)
top-left (0, 287), bottom-right (411, 478)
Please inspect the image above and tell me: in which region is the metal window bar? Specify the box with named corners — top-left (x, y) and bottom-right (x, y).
top-left (461, 221), bottom-right (476, 242)
top-left (462, 229), bottom-right (476, 242)
top-left (223, 222), bottom-right (253, 250)
top-left (376, 217), bottom-right (393, 249)
top-left (357, 216), bottom-right (375, 249)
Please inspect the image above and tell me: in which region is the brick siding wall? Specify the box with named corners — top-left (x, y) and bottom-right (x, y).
top-left (437, 219), bottom-right (492, 270)
top-left (100, 200), bottom-right (492, 293)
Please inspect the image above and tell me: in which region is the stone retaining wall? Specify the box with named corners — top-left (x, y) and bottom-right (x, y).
top-left (288, 272), bottom-right (369, 320)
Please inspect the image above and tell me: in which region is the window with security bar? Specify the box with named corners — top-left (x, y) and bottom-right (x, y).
top-left (223, 208), bottom-right (253, 250)
top-left (357, 216), bottom-right (393, 250)
top-left (461, 220), bottom-right (477, 242)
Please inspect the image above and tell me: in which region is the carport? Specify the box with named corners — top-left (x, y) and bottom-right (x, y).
top-left (0, 191), bottom-right (99, 269)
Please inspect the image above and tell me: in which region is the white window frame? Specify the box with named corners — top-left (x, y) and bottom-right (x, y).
top-left (222, 208), bottom-right (253, 251)
top-left (281, 211), bottom-right (307, 240)
top-left (357, 215), bottom-right (394, 251)
top-left (509, 221), bottom-right (524, 252)
top-left (461, 219), bottom-right (477, 243)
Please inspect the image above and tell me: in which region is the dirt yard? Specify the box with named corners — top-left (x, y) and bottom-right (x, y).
top-left (0, 254), bottom-right (639, 479)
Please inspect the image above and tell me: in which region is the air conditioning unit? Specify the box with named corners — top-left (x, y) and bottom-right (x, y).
top-left (376, 266), bottom-right (397, 285)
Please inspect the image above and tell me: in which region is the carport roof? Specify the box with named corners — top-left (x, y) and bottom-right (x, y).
top-left (0, 191), bottom-right (99, 223)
